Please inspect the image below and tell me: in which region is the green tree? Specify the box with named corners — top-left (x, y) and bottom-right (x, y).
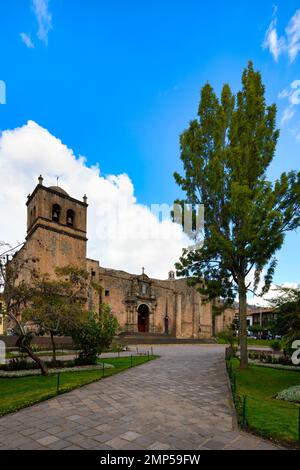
top-left (174, 62), bottom-right (300, 368)
top-left (69, 304), bottom-right (119, 364)
top-left (270, 286), bottom-right (300, 345)
top-left (0, 242), bottom-right (48, 375)
top-left (23, 267), bottom-right (91, 362)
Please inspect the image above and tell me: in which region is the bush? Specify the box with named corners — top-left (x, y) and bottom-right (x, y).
top-left (69, 305), bottom-right (119, 361)
top-left (278, 355), bottom-right (292, 366)
top-left (31, 344), bottom-right (43, 353)
top-left (216, 325), bottom-right (237, 347)
top-left (74, 355), bottom-right (97, 366)
top-left (225, 346), bottom-right (237, 360)
top-left (270, 340), bottom-right (281, 352)
top-left (45, 359), bottom-right (75, 368)
top-left (0, 358), bottom-right (39, 371)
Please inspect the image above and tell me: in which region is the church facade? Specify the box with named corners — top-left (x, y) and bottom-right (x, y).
top-left (14, 177), bottom-right (235, 339)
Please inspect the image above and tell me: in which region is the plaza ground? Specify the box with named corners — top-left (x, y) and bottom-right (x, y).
top-left (0, 345), bottom-right (280, 450)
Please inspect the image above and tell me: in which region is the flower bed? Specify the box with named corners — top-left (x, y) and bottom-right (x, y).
top-left (277, 385), bottom-right (300, 403)
top-left (0, 363), bottom-right (114, 378)
top-left (248, 351), bottom-right (299, 367)
top-left (248, 360), bottom-right (300, 371)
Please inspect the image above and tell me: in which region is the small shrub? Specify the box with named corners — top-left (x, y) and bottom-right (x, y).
top-left (45, 359), bottom-right (75, 368)
top-left (259, 353), bottom-right (268, 362)
top-left (74, 354), bottom-right (97, 366)
top-left (108, 339), bottom-right (125, 352)
top-left (278, 355), bottom-right (292, 366)
top-left (270, 340), bottom-right (281, 352)
top-left (0, 358), bottom-right (39, 371)
top-left (283, 347), bottom-right (293, 357)
top-left (248, 351), bottom-right (259, 360)
top-left (225, 346), bottom-right (238, 360)
top-left (216, 325), bottom-right (237, 347)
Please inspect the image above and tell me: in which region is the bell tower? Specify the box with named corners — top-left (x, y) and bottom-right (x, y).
top-left (25, 175), bottom-right (88, 276)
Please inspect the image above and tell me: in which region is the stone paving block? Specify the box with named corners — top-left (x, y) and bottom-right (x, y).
top-left (64, 445), bottom-right (83, 450)
top-left (81, 428), bottom-right (102, 437)
top-left (204, 439), bottom-right (226, 450)
top-left (29, 430), bottom-right (52, 441)
top-left (66, 433), bottom-right (86, 444)
top-left (20, 427), bottom-right (41, 437)
top-left (120, 431), bottom-right (141, 442)
top-left (77, 438), bottom-right (101, 449)
top-left (17, 442), bottom-right (46, 450)
top-left (37, 435), bottom-right (59, 446)
top-left (94, 433), bottom-right (118, 443)
top-left (47, 439), bottom-right (70, 450)
top-left (103, 437), bottom-right (130, 449)
top-left (66, 414), bottom-right (83, 421)
top-left (54, 429), bottom-right (78, 439)
top-left (122, 441), bottom-right (145, 450)
top-left (148, 441), bottom-right (171, 450)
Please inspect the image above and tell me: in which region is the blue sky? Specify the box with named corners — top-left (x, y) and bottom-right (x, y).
top-left (0, 0), bottom-right (300, 287)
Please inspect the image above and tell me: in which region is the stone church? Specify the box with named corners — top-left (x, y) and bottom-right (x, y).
top-left (14, 176), bottom-right (234, 339)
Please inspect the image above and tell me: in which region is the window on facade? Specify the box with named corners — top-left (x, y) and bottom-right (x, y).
top-left (105, 289), bottom-right (110, 297)
top-left (141, 283), bottom-right (147, 295)
top-left (52, 204), bottom-right (61, 222)
top-left (66, 209), bottom-right (75, 227)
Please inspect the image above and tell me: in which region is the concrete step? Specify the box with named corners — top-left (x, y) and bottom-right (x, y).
top-left (118, 333), bottom-right (216, 345)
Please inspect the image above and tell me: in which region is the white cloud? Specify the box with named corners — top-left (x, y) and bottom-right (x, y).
top-left (263, 9), bottom-right (300, 63)
top-left (0, 121), bottom-right (188, 279)
top-left (32, 0), bottom-right (52, 45)
top-left (250, 282), bottom-right (300, 307)
top-left (289, 79), bottom-right (300, 104)
top-left (20, 32), bottom-right (35, 49)
top-left (246, 265), bottom-right (299, 307)
top-left (278, 80), bottom-right (300, 126)
top-left (280, 106), bottom-right (294, 125)
top-left (286, 10), bottom-right (300, 63)
top-left (263, 17), bottom-right (285, 62)
top-left (290, 123), bottom-right (300, 142)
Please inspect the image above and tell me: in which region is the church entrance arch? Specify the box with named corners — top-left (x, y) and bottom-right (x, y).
top-left (137, 304), bottom-right (150, 333)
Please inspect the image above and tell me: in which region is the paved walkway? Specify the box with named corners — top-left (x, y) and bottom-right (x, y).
top-left (0, 345), bottom-right (279, 450)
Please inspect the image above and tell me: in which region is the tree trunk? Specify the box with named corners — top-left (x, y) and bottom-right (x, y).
top-left (50, 330), bottom-right (56, 363)
top-left (16, 336), bottom-right (49, 376)
top-left (238, 278), bottom-right (248, 369)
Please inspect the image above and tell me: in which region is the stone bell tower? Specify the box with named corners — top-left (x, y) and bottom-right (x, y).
top-left (25, 175), bottom-right (88, 277)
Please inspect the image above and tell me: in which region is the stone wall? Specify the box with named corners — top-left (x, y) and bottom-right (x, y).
top-left (0, 335), bottom-right (74, 349)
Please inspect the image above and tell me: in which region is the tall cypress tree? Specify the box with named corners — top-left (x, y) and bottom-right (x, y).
top-left (174, 62), bottom-right (300, 368)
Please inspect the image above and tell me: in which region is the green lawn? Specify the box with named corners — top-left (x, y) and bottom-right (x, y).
top-left (230, 358), bottom-right (300, 446)
top-left (247, 339), bottom-right (279, 347)
top-left (0, 355), bottom-right (158, 416)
